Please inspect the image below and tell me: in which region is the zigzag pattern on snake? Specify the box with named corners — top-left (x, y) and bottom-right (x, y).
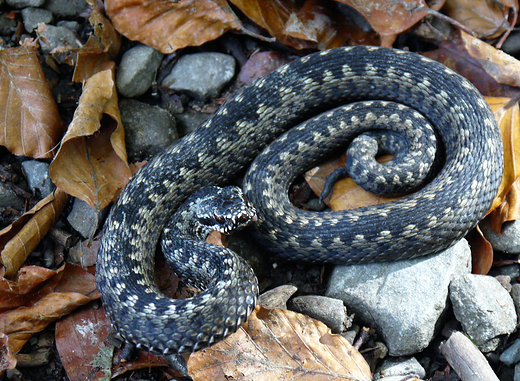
top-left (96, 46), bottom-right (503, 357)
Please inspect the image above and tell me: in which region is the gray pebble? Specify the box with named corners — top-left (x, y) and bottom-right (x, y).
top-left (119, 99), bottom-right (178, 162)
top-left (6, 0), bottom-right (44, 9)
top-left (21, 7), bottom-right (53, 32)
top-left (450, 274), bottom-right (517, 352)
top-left (0, 13), bottom-right (18, 35)
top-left (374, 357), bottom-right (426, 380)
top-left (44, 0), bottom-right (88, 16)
top-left (67, 198), bottom-right (107, 239)
top-left (501, 339), bottom-right (520, 366)
top-left (116, 45), bottom-right (163, 98)
top-left (162, 53), bottom-right (235, 101)
top-left (56, 20), bottom-right (80, 32)
top-left (0, 182), bottom-right (24, 210)
top-left (174, 113), bottom-right (211, 136)
top-left (21, 160), bottom-right (54, 197)
top-left (480, 218), bottom-right (520, 253)
top-left (289, 295), bottom-right (351, 333)
top-left (38, 24), bottom-right (80, 54)
top-left (511, 284), bottom-right (520, 326)
top-left (258, 285), bottom-right (297, 309)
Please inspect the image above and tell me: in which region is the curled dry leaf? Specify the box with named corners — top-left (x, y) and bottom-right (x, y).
top-left (88, 0), bottom-right (121, 59)
top-left (443, 0), bottom-right (514, 39)
top-left (55, 306), bottom-right (169, 381)
top-left (467, 225), bottom-right (494, 275)
top-left (231, 0), bottom-right (377, 50)
top-left (305, 154), bottom-right (400, 211)
top-left (105, 0), bottom-right (243, 54)
top-left (49, 68), bottom-right (131, 210)
top-left (336, 0), bottom-right (431, 36)
top-left (425, 30), bottom-right (520, 97)
top-left (72, 36), bottom-right (117, 83)
top-left (0, 46), bottom-right (64, 158)
top-left (486, 97), bottom-right (520, 230)
top-left (0, 264), bottom-right (98, 355)
top-left (189, 306), bottom-right (371, 381)
top-left (0, 189), bottom-right (68, 278)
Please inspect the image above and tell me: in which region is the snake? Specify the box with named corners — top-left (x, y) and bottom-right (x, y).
top-left (96, 46), bottom-right (503, 369)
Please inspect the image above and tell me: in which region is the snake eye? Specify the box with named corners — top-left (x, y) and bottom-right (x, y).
top-left (215, 215), bottom-right (225, 224)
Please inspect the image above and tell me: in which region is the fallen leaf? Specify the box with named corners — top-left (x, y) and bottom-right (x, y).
top-left (189, 306), bottom-right (371, 381)
top-left (425, 30), bottom-right (520, 97)
top-left (105, 0), bottom-right (243, 54)
top-left (305, 154), bottom-right (400, 211)
top-left (0, 266), bottom-right (61, 312)
top-left (486, 97), bottom-right (520, 230)
top-left (337, 0), bottom-right (431, 36)
top-left (231, 0), bottom-right (376, 50)
top-left (467, 225), bottom-right (494, 275)
top-left (0, 46), bottom-right (64, 158)
top-left (55, 305), bottom-right (169, 381)
top-left (0, 189), bottom-right (68, 278)
top-left (0, 264), bottom-right (98, 354)
top-left (0, 332), bottom-right (17, 375)
top-left (72, 37), bottom-right (117, 83)
top-left (49, 68), bottom-right (131, 211)
top-left (89, 0), bottom-right (121, 58)
top-left (71, 0), bottom-right (120, 83)
top-left (442, 0), bottom-right (515, 39)
top-left (237, 51), bottom-right (294, 85)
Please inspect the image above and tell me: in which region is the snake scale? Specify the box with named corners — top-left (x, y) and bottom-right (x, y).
top-left (96, 46), bottom-right (503, 361)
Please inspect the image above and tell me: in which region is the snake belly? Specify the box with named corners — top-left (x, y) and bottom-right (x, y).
top-left (96, 46), bottom-right (504, 355)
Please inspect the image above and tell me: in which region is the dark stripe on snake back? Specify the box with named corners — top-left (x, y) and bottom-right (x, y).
top-left (96, 46), bottom-right (503, 355)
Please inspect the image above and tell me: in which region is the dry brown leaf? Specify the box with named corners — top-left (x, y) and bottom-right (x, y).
top-left (89, 0), bottom-right (121, 59)
top-left (105, 0), bottom-right (243, 54)
top-left (231, 0), bottom-right (376, 50)
top-left (189, 306), bottom-right (371, 381)
top-left (0, 189), bottom-right (68, 278)
top-left (305, 154), bottom-right (400, 211)
top-left (467, 224), bottom-right (494, 275)
top-left (443, 0), bottom-right (513, 39)
top-left (0, 266), bottom-right (61, 312)
top-left (238, 51), bottom-right (294, 85)
top-left (0, 332), bottom-right (17, 375)
top-left (486, 97), bottom-right (520, 230)
top-left (0, 46), bottom-right (64, 158)
top-left (71, 0), bottom-right (120, 83)
top-left (0, 264), bottom-right (98, 354)
top-left (49, 68), bottom-right (131, 210)
top-left (424, 30), bottom-right (520, 97)
top-left (336, 0), bottom-right (431, 36)
top-left (72, 37), bottom-right (117, 83)
top-left (56, 306), bottom-right (170, 381)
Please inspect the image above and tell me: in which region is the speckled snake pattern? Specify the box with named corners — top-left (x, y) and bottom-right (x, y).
top-left (96, 46), bottom-right (504, 356)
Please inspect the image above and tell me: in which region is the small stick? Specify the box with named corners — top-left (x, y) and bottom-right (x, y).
top-left (440, 331), bottom-right (499, 381)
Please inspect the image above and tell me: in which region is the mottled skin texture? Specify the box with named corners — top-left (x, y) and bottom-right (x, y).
top-left (96, 47), bottom-right (503, 361)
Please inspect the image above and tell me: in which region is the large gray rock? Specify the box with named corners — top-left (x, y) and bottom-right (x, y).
top-left (450, 274), bottom-right (517, 352)
top-left (326, 239), bottom-right (471, 356)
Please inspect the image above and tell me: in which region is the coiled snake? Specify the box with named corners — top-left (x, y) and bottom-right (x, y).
top-left (96, 46), bottom-right (503, 365)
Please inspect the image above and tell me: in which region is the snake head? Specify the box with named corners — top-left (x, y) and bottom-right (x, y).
top-left (194, 186), bottom-right (257, 237)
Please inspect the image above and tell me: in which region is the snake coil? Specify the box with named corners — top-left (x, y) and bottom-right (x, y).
top-left (97, 46), bottom-right (503, 358)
